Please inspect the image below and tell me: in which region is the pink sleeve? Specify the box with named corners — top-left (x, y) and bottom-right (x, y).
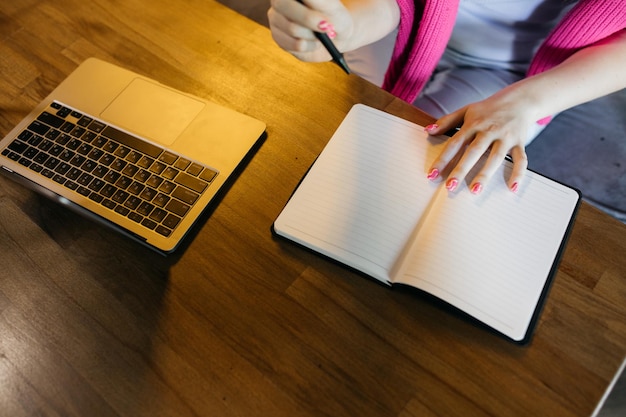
top-left (528, 0), bottom-right (626, 77)
top-left (382, 0), bottom-right (459, 104)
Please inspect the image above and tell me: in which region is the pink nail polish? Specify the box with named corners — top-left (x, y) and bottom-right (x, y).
top-left (471, 182), bottom-right (483, 195)
top-left (427, 168), bottom-right (439, 181)
top-left (327, 29), bottom-right (337, 39)
top-left (511, 182), bottom-right (519, 193)
top-left (446, 178), bottom-right (458, 192)
top-left (424, 123), bottom-right (439, 132)
top-left (318, 20), bottom-right (331, 31)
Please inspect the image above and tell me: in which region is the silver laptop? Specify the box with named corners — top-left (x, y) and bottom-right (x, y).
top-left (0, 58), bottom-right (266, 253)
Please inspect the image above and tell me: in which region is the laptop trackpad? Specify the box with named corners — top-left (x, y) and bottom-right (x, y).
top-left (100, 78), bottom-right (205, 146)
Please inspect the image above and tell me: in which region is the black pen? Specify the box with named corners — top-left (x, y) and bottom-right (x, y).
top-left (295, 0), bottom-right (351, 74)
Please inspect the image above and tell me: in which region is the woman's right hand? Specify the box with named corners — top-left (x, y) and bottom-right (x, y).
top-left (268, 0), bottom-right (354, 63)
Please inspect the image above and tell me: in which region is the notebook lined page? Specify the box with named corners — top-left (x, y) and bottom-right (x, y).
top-left (275, 104), bottom-right (579, 341)
top-left (274, 104), bottom-right (444, 282)
top-left (397, 164), bottom-right (579, 341)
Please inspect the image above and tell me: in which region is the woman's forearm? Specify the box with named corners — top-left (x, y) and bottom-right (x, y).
top-left (507, 29), bottom-right (626, 122)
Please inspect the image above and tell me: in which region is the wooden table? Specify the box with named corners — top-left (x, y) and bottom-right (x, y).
top-left (1, 1), bottom-right (625, 416)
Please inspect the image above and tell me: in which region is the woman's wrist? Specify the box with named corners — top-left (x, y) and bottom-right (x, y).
top-left (339, 0), bottom-right (400, 52)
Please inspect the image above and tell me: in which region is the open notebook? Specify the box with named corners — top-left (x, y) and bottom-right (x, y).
top-left (274, 104), bottom-right (580, 343)
top-left (0, 58), bottom-right (266, 253)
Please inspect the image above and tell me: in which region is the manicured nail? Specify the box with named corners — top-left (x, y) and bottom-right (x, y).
top-left (510, 182), bottom-right (519, 193)
top-left (318, 20), bottom-right (331, 31)
top-left (446, 177), bottom-right (458, 192)
top-left (427, 168), bottom-right (439, 181)
top-left (424, 124), bottom-right (439, 132)
top-left (318, 21), bottom-right (336, 38)
top-left (470, 182), bottom-right (483, 195)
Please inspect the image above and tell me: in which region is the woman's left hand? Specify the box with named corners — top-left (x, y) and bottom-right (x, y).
top-left (425, 29), bottom-right (626, 195)
top-left (424, 87), bottom-right (537, 195)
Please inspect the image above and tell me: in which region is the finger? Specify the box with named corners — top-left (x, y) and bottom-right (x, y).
top-left (466, 140), bottom-right (509, 194)
top-left (507, 145), bottom-right (528, 193)
top-left (269, 7), bottom-right (330, 60)
top-left (271, 26), bottom-right (319, 54)
top-left (272, 0), bottom-right (333, 33)
top-left (443, 132), bottom-right (495, 192)
top-left (425, 128), bottom-right (474, 182)
top-left (424, 106), bottom-right (465, 135)
top-left (269, 6), bottom-right (319, 42)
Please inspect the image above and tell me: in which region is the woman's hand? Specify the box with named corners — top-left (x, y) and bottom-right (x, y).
top-left (268, 0), bottom-right (400, 62)
top-left (424, 86), bottom-right (538, 195)
top-left (268, 0), bottom-right (354, 63)
top-left (425, 29), bottom-right (626, 195)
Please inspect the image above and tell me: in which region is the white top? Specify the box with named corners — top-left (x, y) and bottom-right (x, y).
top-left (440, 0), bottom-right (576, 73)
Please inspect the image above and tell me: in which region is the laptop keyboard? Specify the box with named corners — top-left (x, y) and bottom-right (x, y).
top-left (1, 101), bottom-right (219, 238)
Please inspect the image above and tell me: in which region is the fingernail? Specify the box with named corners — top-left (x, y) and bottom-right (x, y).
top-left (427, 168), bottom-right (439, 181)
top-left (446, 177), bottom-right (459, 192)
top-left (470, 182), bottom-right (483, 195)
top-left (510, 182), bottom-right (519, 193)
top-left (318, 21), bottom-right (337, 38)
top-left (318, 20), bottom-right (331, 31)
top-left (424, 124), bottom-right (439, 132)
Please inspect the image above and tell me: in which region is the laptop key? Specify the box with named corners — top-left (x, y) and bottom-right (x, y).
top-left (37, 112), bottom-right (65, 128)
top-left (187, 163), bottom-right (203, 176)
top-left (162, 213), bottom-right (181, 229)
top-left (174, 171), bottom-right (207, 193)
top-left (102, 199), bottom-right (117, 210)
top-left (128, 212), bottom-right (144, 223)
top-left (112, 190), bottom-right (130, 204)
top-left (101, 184), bottom-right (117, 198)
top-left (67, 167), bottom-right (82, 180)
top-left (56, 107), bottom-right (71, 118)
top-left (172, 186), bottom-right (200, 205)
top-left (165, 199), bottom-right (189, 217)
top-left (61, 121), bottom-right (75, 133)
top-left (89, 179), bottom-right (106, 192)
top-left (88, 120), bottom-right (106, 133)
top-left (137, 201), bottom-right (154, 216)
top-left (27, 121), bottom-right (50, 136)
top-left (8, 139), bottom-right (28, 154)
top-left (19, 130), bottom-right (33, 141)
top-left (200, 168), bottom-right (218, 183)
top-left (65, 181), bottom-right (78, 191)
top-left (114, 205), bottom-right (130, 216)
top-left (155, 225), bottom-right (172, 237)
top-left (77, 116), bottom-right (93, 127)
top-left (55, 162), bottom-right (71, 175)
top-left (89, 193), bottom-right (104, 203)
top-left (44, 157), bottom-right (60, 170)
top-left (141, 218), bottom-right (158, 230)
top-left (24, 147), bottom-right (39, 159)
top-left (149, 207), bottom-right (168, 222)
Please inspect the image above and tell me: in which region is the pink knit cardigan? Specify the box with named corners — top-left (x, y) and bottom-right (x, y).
top-left (382, 0), bottom-right (626, 105)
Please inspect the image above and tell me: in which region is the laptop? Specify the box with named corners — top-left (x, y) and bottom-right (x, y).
top-left (0, 58), bottom-right (266, 253)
